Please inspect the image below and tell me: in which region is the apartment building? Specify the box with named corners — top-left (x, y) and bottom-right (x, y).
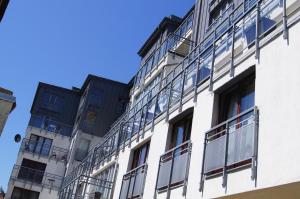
top-left (0, 87), bottom-right (16, 136)
top-left (5, 76), bottom-right (131, 199)
top-left (58, 0), bottom-right (300, 198)
top-left (0, 0), bottom-right (9, 22)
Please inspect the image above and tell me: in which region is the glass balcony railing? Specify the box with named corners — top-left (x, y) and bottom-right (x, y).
top-left (155, 141), bottom-right (192, 199)
top-left (119, 164), bottom-right (147, 199)
top-left (60, 0), bottom-right (291, 196)
top-left (200, 107), bottom-right (258, 191)
top-left (20, 138), bottom-right (68, 163)
top-left (10, 165), bottom-right (63, 191)
top-left (134, 11), bottom-right (194, 91)
top-left (29, 115), bottom-right (73, 137)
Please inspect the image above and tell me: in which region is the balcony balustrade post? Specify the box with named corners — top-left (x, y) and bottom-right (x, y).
top-left (282, 0), bottom-right (288, 40)
top-left (252, 107), bottom-right (259, 182)
top-left (199, 135), bottom-right (207, 193)
top-left (182, 142), bottom-right (192, 196)
top-left (222, 123), bottom-right (229, 189)
top-left (255, 2), bottom-right (260, 60)
top-left (230, 23), bottom-right (236, 77)
top-left (209, 31), bottom-right (216, 91)
top-left (166, 150), bottom-right (176, 199)
top-left (179, 68), bottom-right (187, 113)
top-left (193, 57), bottom-right (201, 103)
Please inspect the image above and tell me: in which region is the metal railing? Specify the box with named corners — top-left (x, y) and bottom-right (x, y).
top-left (61, 0), bottom-right (292, 196)
top-left (20, 138), bottom-right (69, 163)
top-left (154, 141), bottom-right (192, 199)
top-left (29, 115), bottom-right (73, 137)
top-left (60, 164), bottom-right (117, 199)
top-left (10, 165), bottom-right (63, 191)
top-left (119, 164), bottom-right (147, 199)
top-left (200, 107), bottom-right (259, 191)
top-left (134, 11), bottom-right (195, 91)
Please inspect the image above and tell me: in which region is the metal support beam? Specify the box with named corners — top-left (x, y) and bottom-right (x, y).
top-left (230, 24), bottom-right (236, 77)
top-left (255, 2), bottom-right (260, 60)
top-left (179, 68), bottom-right (186, 113)
top-left (222, 123), bottom-right (229, 189)
top-left (209, 32), bottom-right (216, 91)
top-left (193, 58), bottom-right (201, 103)
top-left (282, 0), bottom-right (288, 40)
top-left (199, 135), bottom-right (207, 193)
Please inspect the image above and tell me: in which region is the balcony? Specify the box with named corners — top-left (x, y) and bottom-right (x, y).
top-left (10, 165), bottom-right (63, 191)
top-left (20, 138), bottom-right (68, 163)
top-left (155, 141), bottom-right (192, 199)
top-left (133, 11), bottom-right (194, 92)
top-left (200, 107), bottom-right (258, 191)
top-left (119, 164), bottom-right (147, 199)
top-left (29, 115), bottom-right (73, 137)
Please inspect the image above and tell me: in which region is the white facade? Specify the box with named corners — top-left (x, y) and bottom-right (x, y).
top-left (63, 0), bottom-right (300, 198)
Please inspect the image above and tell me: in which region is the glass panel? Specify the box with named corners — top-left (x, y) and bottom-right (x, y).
top-left (183, 62), bottom-right (197, 95)
top-left (155, 86), bottom-right (170, 117)
top-left (170, 75), bottom-right (183, 106)
top-left (204, 135), bottom-right (226, 173)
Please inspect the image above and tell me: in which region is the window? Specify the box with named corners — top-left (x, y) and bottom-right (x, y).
top-left (219, 75), bottom-right (255, 123)
top-left (169, 113), bottom-right (193, 150)
top-left (11, 187), bottom-right (39, 199)
top-left (74, 138), bottom-right (90, 161)
top-left (25, 134), bottom-right (52, 156)
top-left (209, 0), bottom-right (233, 25)
top-left (41, 92), bottom-right (64, 112)
top-left (131, 142), bottom-right (150, 169)
top-left (18, 159), bottom-right (46, 184)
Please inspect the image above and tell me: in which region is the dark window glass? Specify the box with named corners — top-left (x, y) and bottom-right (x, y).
top-left (169, 114), bottom-right (193, 150)
top-left (26, 134), bottom-right (52, 156)
top-left (18, 159), bottom-right (46, 184)
top-left (209, 0), bottom-right (233, 25)
top-left (11, 187), bottom-right (39, 199)
top-left (219, 75), bottom-right (255, 123)
top-left (131, 142), bottom-right (150, 169)
top-left (74, 138), bottom-right (90, 161)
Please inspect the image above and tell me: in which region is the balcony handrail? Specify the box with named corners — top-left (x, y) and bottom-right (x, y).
top-left (13, 165), bottom-right (63, 179)
top-left (11, 165), bottom-right (64, 190)
top-left (124, 163), bottom-right (147, 177)
top-left (161, 140), bottom-right (191, 157)
top-left (205, 106), bottom-right (256, 135)
top-left (21, 138), bottom-right (69, 153)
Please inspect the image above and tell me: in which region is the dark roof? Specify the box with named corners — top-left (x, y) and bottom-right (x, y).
top-left (0, 0), bottom-right (9, 22)
top-left (30, 82), bottom-right (80, 113)
top-left (137, 15), bottom-right (182, 57)
top-left (80, 74), bottom-right (129, 93)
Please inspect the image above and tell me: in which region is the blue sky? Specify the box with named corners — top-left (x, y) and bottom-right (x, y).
top-left (0, 0), bottom-right (195, 190)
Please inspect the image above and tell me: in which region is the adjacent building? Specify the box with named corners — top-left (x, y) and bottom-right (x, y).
top-left (0, 87), bottom-right (16, 136)
top-left (5, 76), bottom-right (131, 199)
top-left (0, 0), bottom-right (9, 22)
top-left (7, 0), bottom-right (300, 198)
